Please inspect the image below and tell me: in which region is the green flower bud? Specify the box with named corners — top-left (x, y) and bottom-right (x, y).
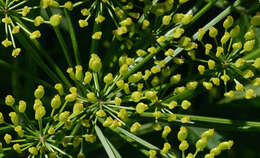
top-left (119, 64), bottom-right (128, 75)
top-left (186, 81), bottom-right (198, 90)
top-left (198, 65), bottom-right (205, 75)
top-left (104, 73), bottom-right (113, 84)
top-left (181, 100), bottom-right (191, 110)
top-left (221, 32), bottom-right (231, 45)
top-left (48, 127), bottom-right (55, 135)
top-left (14, 125), bottom-right (24, 137)
top-left (103, 117), bottom-right (113, 127)
top-left (168, 114), bottom-right (177, 122)
top-left (142, 19), bottom-right (150, 29)
top-left (13, 143), bottom-right (22, 153)
top-left (34, 85), bottom-right (45, 99)
top-left (84, 72), bottom-right (92, 84)
top-left (144, 70), bottom-right (151, 81)
top-left (243, 40), bottom-right (255, 51)
top-left (9, 112), bottom-right (19, 125)
top-left (209, 27), bottom-right (218, 38)
top-left (205, 43), bottom-right (212, 55)
top-left (5, 95), bottom-right (15, 106)
top-left (0, 112), bottom-right (4, 124)
top-left (149, 150), bottom-right (157, 158)
top-left (168, 100), bottom-right (178, 109)
top-left (170, 74), bottom-right (181, 84)
top-left (29, 146), bottom-right (38, 155)
top-left (50, 14), bottom-right (62, 27)
top-left (96, 109), bottom-right (106, 117)
top-left (51, 95), bottom-right (61, 109)
top-left (75, 65), bottom-right (83, 81)
top-left (218, 140), bottom-right (234, 150)
top-left (178, 126), bottom-right (188, 141)
top-left (251, 14), bottom-right (260, 26)
top-left (198, 28), bottom-right (206, 41)
top-left (211, 77), bottom-right (220, 86)
top-left (204, 153), bottom-right (214, 158)
top-left (87, 92), bottom-right (96, 102)
top-left (172, 28), bottom-right (185, 39)
top-left (130, 122), bottom-right (141, 133)
top-left (64, 1), bottom-right (73, 11)
top-left (223, 16), bottom-right (233, 29)
top-left (4, 134), bottom-right (12, 144)
top-left (128, 72), bottom-right (142, 83)
top-left (131, 91), bottom-right (143, 102)
top-left (35, 106), bottom-right (46, 120)
top-left (84, 134), bottom-right (96, 143)
top-left (210, 147), bottom-right (221, 156)
top-left (118, 109), bottom-right (128, 121)
top-left (201, 129), bottom-right (214, 139)
top-left (232, 42), bottom-right (242, 50)
top-left (220, 74), bottom-right (230, 83)
top-left (162, 126), bottom-right (171, 138)
top-left (208, 60), bottom-right (215, 70)
top-left (230, 25), bottom-right (240, 38)
top-left (179, 140), bottom-right (189, 151)
top-left (244, 29), bottom-right (255, 40)
top-left (245, 89), bottom-right (256, 99)
top-left (162, 142), bottom-right (171, 154)
top-left (59, 111), bottom-right (70, 122)
top-left (181, 14), bottom-right (192, 25)
top-left (136, 102), bottom-right (148, 114)
top-left (216, 47), bottom-right (224, 57)
top-left (18, 100), bottom-right (26, 113)
top-left (54, 83), bottom-right (64, 95)
top-left (147, 46), bottom-right (157, 54)
top-left (65, 93), bottom-right (77, 102)
top-left (89, 54), bottom-right (102, 72)
top-left (73, 103), bottom-right (84, 115)
top-left (196, 137), bottom-right (207, 151)
top-left (162, 15), bottom-right (171, 25)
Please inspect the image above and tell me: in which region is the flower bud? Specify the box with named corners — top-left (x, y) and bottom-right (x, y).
top-left (89, 54), bottom-right (102, 72)
top-left (196, 137), bottom-right (207, 151)
top-left (170, 74), bottom-right (181, 84)
top-left (209, 27), bottom-right (218, 38)
top-left (87, 92), bottom-right (96, 102)
top-left (75, 65), bottom-right (83, 81)
top-left (54, 83), bottom-right (64, 95)
top-left (216, 47), bottom-right (224, 57)
top-left (244, 29), bottom-right (255, 40)
top-left (243, 69), bottom-right (254, 79)
top-left (179, 140), bottom-right (189, 151)
top-left (201, 129), bottom-right (214, 139)
top-left (221, 74), bottom-right (230, 83)
top-left (245, 89), bottom-right (256, 99)
top-left (218, 140), bottom-right (234, 150)
top-left (243, 40), bottom-right (255, 51)
top-left (18, 100), bottom-right (27, 113)
top-left (131, 91), bottom-right (143, 102)
top-left (50, 14), bottom-right (62, 27)
top-left (51, 95), bottom-right (61, 109)
top-left (34, 85), bottom-right (45, 99)
top-left (147, 46), bottom-right (157, 54)
top-left (208, 60), bottom-right (215, 70)
top-left (0, 112), bottom-right (4, 124)
top-left (35, 106), bottom-right (46, 120)
top-left (59, 111), bottom-right (70, 122)
top-left (92, 32), bottom-right (102, 40)
top-left (149, 150), bottom-right (157, 158)
top-left (30, 30), bottom-right (41, 40)
top-left (48, 127), bottom-right (55, 135)
top-left (205, 43), bottom-right (212, 55)
top-left (162, 126), bottom-right (171, 138)
top-left (186, 81), bottom-right (198, 90)
top-left (223, 16), bottom-right (233, 29)
top-left (168, 100), bottom-right (178, 109)
top-left (235, 82), bottom-right (243, 91)
top-left (1, 39), bottom-right (12, 47)
top-left (178, 126), bottom-right (188, 141)
top-left (235, 58), bottom-right (245, 67)
top-left (73, 103), bottom-right (84, 115)
top-left (104, 73), bottom-right (113, 84)
top-left (29, 147), bottom-right (38, 155)
top-left (172, 28), bottom-right (185, 39)
top-left (9, 112), bottom-right (19, 125)
top-left (230, 25), bottom-right (240, 38)
top-left (144, 70), bottom-right (151, 80)
top-left (130, 122), bottom-right (141, 133)
top-left (232, 42), bottom-right (242, 50)
top-left (64, 1), bottom-right (73, 11)
top-left (210, 147), bottom-right (221, 156)
top-left (12, 48), bottom-right (21, 58)
top-left (95, 15), bottom-right (105, 24)
top-left (198, 65), bottom-right (205, 75)
top-left (128, 72), bottom-right (142, 83)
top-left (13, 144), bottom-right (22, 153)
top-left (198, 28), bottom-right (206, 41)
top-left (123, 83), bottom-right (130, 94)
top-left (84, 134), bottom-right (96, 143)
top-left (162, 142), bottom-right (171, 154)
top-left (181, 14), bottom-right (193, 25)
top-left (5, 95), bottom-right (15, 106)
top-left (119, 64), bottom-right (128, 76)
top-left (204, 153), bottom-right (214, 158)
top-left (103, 117), bottom-right (113, 127)
top-left (136, 102), bottom-right (148, 114)
top-left (96, 109), bottom-right (106, 117)
top-left (14, 125), bottom-right (24, 137)
top-left (4, 134), bottom-right (12, 144)
top-left (251, 14), bottom-right (260, 26)
top-left (181, 100), bottom-right (191, 110)
top-left (118, 109), bottom-right (128, 121)
top-left (120, 17), bottom-right (133, 26)
top-left (79, 20), bottom-right (88, 28)
top-left (221, 32), bottom-right (230, 45)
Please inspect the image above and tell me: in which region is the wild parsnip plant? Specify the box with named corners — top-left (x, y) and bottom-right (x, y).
top-left (0, 0), bottom-right (260, 157)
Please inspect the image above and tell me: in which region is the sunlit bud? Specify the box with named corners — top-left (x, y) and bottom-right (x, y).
top-left (50, 14), bottom-right (62, 27)
top-left (198, 65), bottom-right (205, 75)
top-left (198, 28), bottom-right (206, 41)
top-left (110, 120), bottom-right (122, 129)
top-left (243, 69), bottom-right (254, 79)
top-left (14, 126), bottom-right (24, 137)
top-left (230, 25), bottom-right (240, 38)
top-left (34, 16), bottom-right (44, 27)
top-left (234, 58), bottom-right (245, 68)
top-left (136, 102), bottom-right (148, 114)
top-left (243, 40), bottom-right (255, 51)
top-left (123, 83), bottom-right (130, 94)
top-left (1, 39), bottom-right (12, 47)
top-left (218, 140), bottom-right (234, 150)
top-left (130, 122), bottom-right (141, 133)
top-left (156, 36), bottom-right (166, 44)
top-left (92, 31), bottom-right (102, 40)
top-left (144, 70), bottom-right (151, 81)
top-left (81, 8), bottom-right (90, 16)
top-left (245, 89), bottom-right (256, 99)
top-left (211, 77), bottom-right (220, 86)
top-left (181, 14), bottom-right (193, 25)
top-left (103, 117), bottom-right (113, 127)
top-left (186, 153), bottom-right (194, 158)
top-left (136, 49), bottom-right (147, 56)
top-left (179, 140), bottom-right (189, 151)
top-left (13, 144), bottom-right (21, 153)
top-left (29, 147), bottom-right (38, 155)
top-left (74, 65), bottom-right (83, 81)
top-left (21, 6), bottom-right (30, 16)
top-left (152, 122), bottom-right (162, 131)
top-left (53, 83), bottom-right (64, 96)
top-left (12, 26), bottom-right (20, 34)
top-left (120, 17), bottom-right (132, 26)
top-left (18, 100), bottom-right (26, 113)
top-left (118, 109), bottom-right (128, 121)
top-left (168, 114), bottom-right (177, 122)
top-left (208, 60), bottom-right (215, 70)
top-left (48, 127), bottom-right (55, 135)
top-left (210, 147), bottom-right (221, 156)
top-left (12, 48), bottom-right (21, 58)
top-left (84, 134), bottom-right (96, 143)
top-left (119, 56), bottom-right (127, 66)
top-left (30, 30), bottom-right (41, 40)
top-left (142, 19), bottom-right (150, 29)
top-left (170, 74), bottom-right (181, 84)
top-left (232, 42), bottom-right (242, 50)
top-left (202, 129), bottom-right (214, 139)
top-left (209, 27), bottom-right (218, 38)
top-left (244, 29), bottom-right (255, 40)
top-left (4, 134), bottom-right (12, 144)
top-left (181, 116), bottom-right (191, 123)
top-left (205, 43), bottom-right (213, 55)
top-left (69, 87), bottom-right (77, 94)
top-left (128, 72), bottom-right (142, 83)
top-left (221, 32), bottom-right (230, 45)
top-left (95, 15), bottom-right (105, 23)
top-left (223, 16), bottom-right (234, 29)
top-left (59, 111), bottom-right (70, 122)
top-left (145, 91), bottom-right (158, 102)
top-left (130, 91), bottom-right (142, 102)
top-left (196, 137), bottom-right (207, 151)
top-left (103, 73), bottom-right (113, 85)
top-left (221, 74), bottom-right (230, 83)
top-left (162, 126), bottom-right (171, 138)
top-left (224, 90), bottom-right (235, 98)
top-left (34, 85), bottom-right (45, 99)
top-left (151, 66), bottom-right (160, 74)
top-left (153, 111), bottom-right (161, 120)
top-left (178, 126), bottom-right (188, 141)
top-left (235, 82), bottom-right (243, 91)
top-left (172, 28), bottom-right (185, 39)
top-left (203, 82), bottom-right (213, 90)
top-left (149, 150), bottom-right (157, 158)
top-left (5, 95), bottom-right (15, 106)
top-left (79, 20), bottom-right (88, 28)
top-left (181, 100), bottom-right (191, 110)
top-left (165, 48), bottom-right (174, 56)
top-left (89, 54), bottom-right (102, 72)
top-left (147, 46), bottom-right (157, 54)
top-left (87, 92), bottom-right (96, 102)
top-left (162, 142), bottom-right (171, 154)
top-left (96, 109), bottom-right (106, 117)
top-left (162, 15), bottom-right (172, 25)
top-left (9, 112), bottom-right (19, 125)
top-left (64, 1), bottom-right (73, 11)
top-left (35, 106), bottom-right (46, 120)
top-left (73, 103), bottom-right (84, 115)
top-left (216, 47), bottom-right (224, 57)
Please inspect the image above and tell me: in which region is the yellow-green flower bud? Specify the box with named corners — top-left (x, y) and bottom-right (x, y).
top-left (87, 92), bottom-right (96, 102)
top-left (18, 100), bottom-right (26, 113)
top-left (67, 67), bottom-right (75, 80)
top-left (147, 46), bottom-right (157, 54)
top-left (114, 97), bottom-right (122, 106)
top-left (168, 114), bottom-right (177, 122)
top-left (136, 102), bottom-right (148, 114)
top-left (178, 126), bottom-right (188, 141)
top-left (128, 72), bottom-right (142, 83)
top-left (144, 70), bottom-right (151, 81)
top-left (196, 137), bottom-right (207, 151)
top-left (170, 74), bottom-right (181, 84)
top-left (34, 16), bottom-right (44, 26)
top-left (1, 39), bottom-right (12, 47)
top-left (103, 117), bottom-right (113, 127)
top-left (232, 42), bottom-right (242, 50)
top-left (130, 122), bottom-right (141, 132)
top-left (84, 134), bottom-right (96, 143)
top-left (198, 65), bottom-right (205, 75)
top-left (79, 20), bottom-right (88, 28)
top-left (65, 93), bottom-right (77, 102)
top-left (136, 49), bottom-right (147, 56)
top-left (172, 28), bottom-right (185, 39)
top-left (205, 43), bottom-right (212, 55)
top-left (12, 26), bottom-right (20, 34)
top-left (153, 111), bottom-right (161, 120)
top-left (168, 100), bottom-right (178, 109)
top-left (235, 58), bottom-right (245, 67)
top-left (0, 112), bottom-right (4, 124)
top-left (209, 27), bottom-right (218, 38)
top-left (89, 54), bottom-right (102, 72)
top-left (165, 48), bottom-right (174, 56)
top-left (198, 28), bottom-right (206, 41)
top-left (29, 147), bottom-right (38, 155)
top-left (201, 129), bottom-right (214, 139)
top-left (156, 36), bottom-right (166, 44)
top-left (34, 85), bottom-right (45, 99)
top-left (216, 47), bottom-right (224, 57)
top-left (230, 25), bottom-right (240, 38)
top-left (244, 29), bottom-right (255, 40)
top-left (13, 144), bottom-right (21, 153)
top-left (96, 109), bottom-right (106, 117)
top-left (186, 81), bottom-right (198, 90)
top-left (59, 111), bottom-right (70, 122)
top-left (84, 71), bottom-right (92, 84)
top-left (245, 89), bottom-right (256, 99)
top-left (251, 14), bottom-right (260, 26)
top-left (162, 142), bottom-right (171, 154)
top-left (5, 95), bottom-right (15, 106)
top-left (221, 32), bottom-right (231, 45)
top-left (9, 112), bottom-right (19, 125)
top-left (235, 82), bottom-right (244, 91)
top-left (224, 90), bottom-right (235, 98)
top-left (51, 95), bottom-right (61, 109)
top-left (210, 147), bottom-right (221, 156)
top-left (162, 126), bottom-right (171, 138)
top-left (30, 30), bottom-right (41, 40)
top-left (179, 140), bottom-right (189, 151)
top-left (218, 140), bottom-right (234, 150)
top-left (211, 77), bottom-right (220, 86)
top-left (181, 116), bottom-right (191, 123)
top-left (50, 14), bottom-right (62, 27)
top-left (92, 31), bottom-right (102, 40)
top-left (123, 83), bottom-right (130, 94)
top-left (220, 74), bottom-right (230, 83)
top-left (174, 86), bottom-right (185, 94)
top-left (73, 103), bottom-right (84, 115)
top-left (104, 73), bottom-right (113, 84)
top-left (54, 83), bottom-right (64, 95)
top-left (208, 60), bottom-right (215, 70)
top-left (35, 106), bottom-right (46, 120)
top-left (223, 16), bottom-right (233, 29)
top-left (95, 15), bottom-right (105, 24)
top-left (33, 99), bottom-right (42, 111)
top-left (12, 48), bottom-right (21, 58)
top-left (119, 64), bottom-right (128, 76)
top-left (162, 15), bottom-right (171, 25)
top-left (14, 126), bottom-right (24, 137)
top-left (243, 69), bottom-right (254, 79)
top-left (253, 58), bottom-right (260, 68)
top-left (181, 14), bottom-right (192, 25)
top-left (64, 1), bottom-right (73, 11)
top-left (4, 134), bottom-right (12, 144)
top-left (75, 65), bottom-right (83, 81)
top-left (131, 91), bottom-right (143, 102)
top-left (48, 127), bottom-right (55, 135)
top-left (149, 150), bottom-right (157, 158)
top-left (81, 8), bottom-right (90, 16)
top-left (142, 19), bottom-right (150, 29)
top-left (181, 100), bottom-right (191, 110)
top-left (243, 40), bottom-right (255, 51)
top-left (118, 109), bottom-right (128, 121)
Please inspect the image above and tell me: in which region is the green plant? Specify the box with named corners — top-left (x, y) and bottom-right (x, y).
top-left (0, 0), bottom-right (260, 158)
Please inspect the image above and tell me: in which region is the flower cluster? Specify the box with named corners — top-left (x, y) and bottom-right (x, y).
top-left (194, 16), bottom-right (259, 99)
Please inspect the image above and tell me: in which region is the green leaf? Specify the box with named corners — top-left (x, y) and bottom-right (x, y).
top-left (95, 125), bottom-right (117, 158)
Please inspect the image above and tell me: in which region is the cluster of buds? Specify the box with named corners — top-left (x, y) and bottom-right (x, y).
top-left (194, 15), bottom-right (259, 99)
